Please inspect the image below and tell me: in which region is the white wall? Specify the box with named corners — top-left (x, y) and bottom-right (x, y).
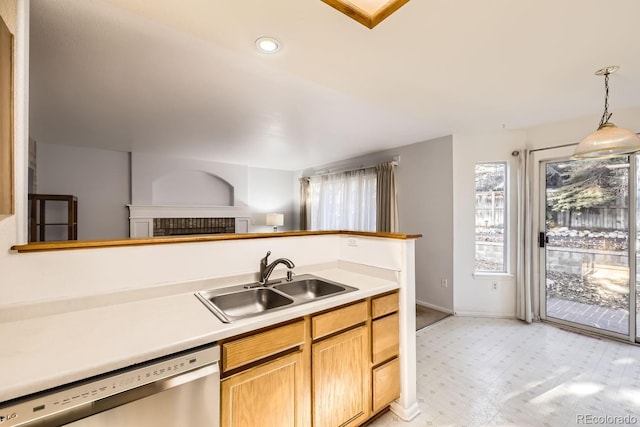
top-left (248, 167), bottom-right (295, 232)
top-left (1, 235), bottom-right (338, 307)
top-left (131, 152), bottom-right (249, 206)
top-left (300, 136), bottom-right (455, 312)
top-left (36, 142), bottom-right (130, 240)
top-left (152, 170), bottom-right (233, 206)
top-left (452, 130), bottom-right (526, 317)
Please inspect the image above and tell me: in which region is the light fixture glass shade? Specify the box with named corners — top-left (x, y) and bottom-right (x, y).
top-left (573, 123), bottom-right (640, 159)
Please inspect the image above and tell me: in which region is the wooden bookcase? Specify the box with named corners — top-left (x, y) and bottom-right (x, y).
top-left (28, 194), bottom-right (78, 242)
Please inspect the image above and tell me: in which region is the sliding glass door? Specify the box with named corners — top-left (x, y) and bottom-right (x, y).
top-left (538, 152), bottom-right (637, 341)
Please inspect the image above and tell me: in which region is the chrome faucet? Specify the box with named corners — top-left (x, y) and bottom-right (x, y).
top-left (259, 251), bottom-right (295, 284)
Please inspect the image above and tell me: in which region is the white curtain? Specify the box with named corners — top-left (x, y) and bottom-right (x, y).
top-left (310, 168), bottom-right (377, 231)
top-left (516, 149), bottom-right (533, 323)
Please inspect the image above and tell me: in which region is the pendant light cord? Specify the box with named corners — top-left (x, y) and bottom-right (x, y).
top-left (599, 71), bottom-right (613, 128)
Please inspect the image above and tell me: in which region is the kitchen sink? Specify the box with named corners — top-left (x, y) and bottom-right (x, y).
top-left (211, 288), bottom-right (293, 316)
top-left (197, 287), bottom-right (293, 323)
top-left (196, 274), bottom-right (357, 323)
top-left (273, 278), bottom-right (348, 300)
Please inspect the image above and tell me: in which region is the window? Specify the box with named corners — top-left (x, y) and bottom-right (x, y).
top-left (309, 168), bottom-right (376, 231)
top-left (475, 162), bottom-right (506, 272)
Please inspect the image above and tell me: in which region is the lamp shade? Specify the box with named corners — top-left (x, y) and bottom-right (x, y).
top-left (266, 213), bottom-right (284, 227)
top-left (573, 123), bottom-right (640, 159)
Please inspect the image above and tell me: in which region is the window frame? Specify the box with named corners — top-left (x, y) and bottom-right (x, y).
top-left (474, 161), bottom-right (508, 274)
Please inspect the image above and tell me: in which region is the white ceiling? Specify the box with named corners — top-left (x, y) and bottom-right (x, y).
top-left (29, 0), bottom-right (640, 170)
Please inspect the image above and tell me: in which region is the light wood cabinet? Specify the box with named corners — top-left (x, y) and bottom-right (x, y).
top-left (221, 351), bottom-right (304, 427)
top-left (221, 320), bottom-right (305, 372)
top-left (371, 312), bottom-right (399, 365)
top-left (0, 15), bottom-right (12, 216)
top-left (220, 321), bottom-right (308, 427)
top-left (219, 289), bottom-right (400, 427)
top-left (311, 300), bottom-right (367, 340)
top-left (312, 325), bottom-right (369, 427)
top-left (371, 292), bottom-right (399, 319)
top-left (370, 291), bottom-right (400, 414)
top-left (372, 357), bottom-right (400, 413)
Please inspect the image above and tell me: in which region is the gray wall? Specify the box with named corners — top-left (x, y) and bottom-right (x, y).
top-left (36, 144), bottom-right (297, 239)
top-left (301, 136), bottom-right (454, 311)
top-left (248, 167), bottom-right (296, 232)
top-left (36, 142), bottom-right (130, 240)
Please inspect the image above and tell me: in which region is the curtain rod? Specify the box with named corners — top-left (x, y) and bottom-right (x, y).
top-left (309, 160), bottom-right (398, 178)
top-left (529, 142), bottom-right (578, 153)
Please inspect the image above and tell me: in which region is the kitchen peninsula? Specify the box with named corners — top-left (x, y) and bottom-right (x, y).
top-left (1, 231), bottom-right (421, 425)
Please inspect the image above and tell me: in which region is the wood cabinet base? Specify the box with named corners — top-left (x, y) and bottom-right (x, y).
top-left (221, 351), bottom-right (304, 427)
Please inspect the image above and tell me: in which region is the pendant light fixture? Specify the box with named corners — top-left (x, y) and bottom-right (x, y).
top-left (573, 66), bottom-right (640, 159)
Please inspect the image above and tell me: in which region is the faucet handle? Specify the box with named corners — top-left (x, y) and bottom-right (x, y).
top-left (261, 250), bottom-right (271, 265)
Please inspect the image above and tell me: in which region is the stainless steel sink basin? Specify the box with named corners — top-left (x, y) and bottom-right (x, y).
top-left (197, 287), bottom-right (293, 323)
top-left (196, 275), bottom-right (357, 323)
top-left (274, 278), bottom-right (348, 300)
top-left (211, 288), bottom-right (293, 316)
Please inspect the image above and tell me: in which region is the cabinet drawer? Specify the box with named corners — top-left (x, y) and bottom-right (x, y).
top-left (371, 291), bottom-right (399, 319)
top-left (312, 301), bottom-right (367, 340)
top-left (372, 357), bottom-right (400, 413)
top-left (371, 312), bottom-right (399, 365)
top-left (222, 320), bottom-right (305, 372)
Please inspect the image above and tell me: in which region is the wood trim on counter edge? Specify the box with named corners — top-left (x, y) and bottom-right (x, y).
top-left (11, 230), bottom-right (422, 253)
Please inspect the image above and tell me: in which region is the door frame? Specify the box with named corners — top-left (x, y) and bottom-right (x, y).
top-left (531, 145), bottom-right (638, 343)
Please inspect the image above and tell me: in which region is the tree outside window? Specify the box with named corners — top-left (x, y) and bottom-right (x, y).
top-left (475, 163), bottom-right (506, 272)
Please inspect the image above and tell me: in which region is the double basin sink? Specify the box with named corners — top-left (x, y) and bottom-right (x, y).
top-left (196, 274), bottom-right (358, 323)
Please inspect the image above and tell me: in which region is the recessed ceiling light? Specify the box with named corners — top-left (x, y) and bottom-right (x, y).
top-left (255, 37), bottom-right (280, 54)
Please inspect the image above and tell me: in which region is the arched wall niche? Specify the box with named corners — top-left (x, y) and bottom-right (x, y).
top-left (128, 153), bottom-right (251, 237)
top-left (151, 170), bottom-right (234, 206)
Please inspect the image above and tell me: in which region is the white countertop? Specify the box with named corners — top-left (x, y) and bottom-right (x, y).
top-left (0, 268), bottom-right (397, 403)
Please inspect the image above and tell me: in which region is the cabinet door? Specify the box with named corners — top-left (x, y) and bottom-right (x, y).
top-left (312, 326), bottom-right (369, 427)
top-left (221, 351), bottom-right (304, 427)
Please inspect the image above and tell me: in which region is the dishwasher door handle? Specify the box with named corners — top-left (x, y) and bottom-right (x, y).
top-left (157, 363), bottom-right (219, 391)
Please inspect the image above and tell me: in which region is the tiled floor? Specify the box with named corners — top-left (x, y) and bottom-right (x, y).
top-left (546, 297), bottom-right (629, 335)
top-left (369, 316), bottom-right (640, 427)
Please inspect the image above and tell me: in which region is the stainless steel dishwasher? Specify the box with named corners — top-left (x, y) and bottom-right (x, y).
top-left (0, 344), bottom-right (220, 427)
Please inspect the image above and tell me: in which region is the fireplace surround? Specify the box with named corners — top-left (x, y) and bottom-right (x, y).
top-left (127, 205), bottom-right (251, 238)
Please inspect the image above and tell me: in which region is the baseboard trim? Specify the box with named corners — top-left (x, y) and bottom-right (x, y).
top-left (454, 310), bottom-right (516, 319)
top-left (416, 299), bottom-right (454, 314)
top-left (390, 401), bottom-right (420, 421)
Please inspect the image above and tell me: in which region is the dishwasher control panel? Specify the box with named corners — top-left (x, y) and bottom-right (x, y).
top-left (0, 345), bottom-right (220, 427)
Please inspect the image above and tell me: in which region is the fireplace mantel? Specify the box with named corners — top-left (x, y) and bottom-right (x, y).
top-left (127, 205), bottom-right (251, 237)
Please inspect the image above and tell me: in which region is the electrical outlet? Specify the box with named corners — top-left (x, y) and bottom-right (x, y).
top-left (347, 238), bottom-right (358, 247)
top-left (491, 281), bottom-right (498, 291)
top-left (441, 278), bottom-right (448, 288)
